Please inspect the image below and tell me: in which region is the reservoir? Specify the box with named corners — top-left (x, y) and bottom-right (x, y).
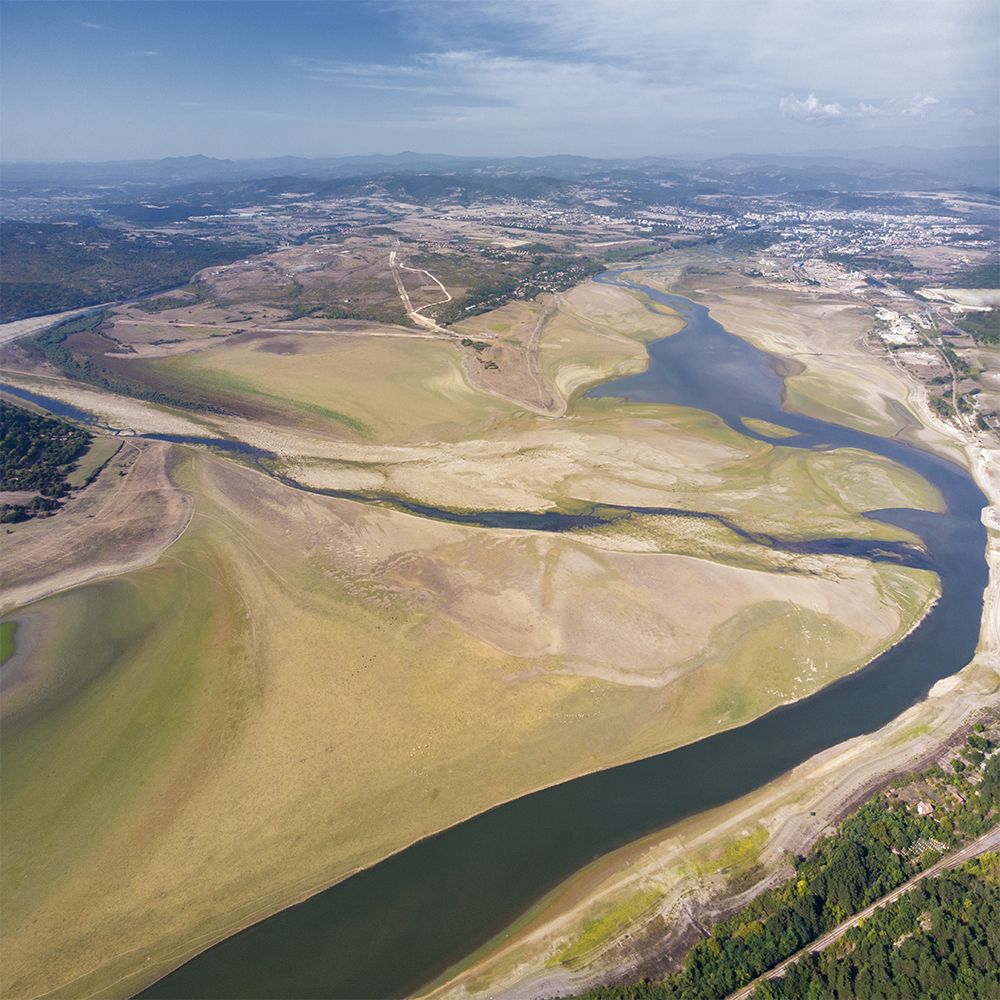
top-left (117, 271), bottom-right (989, 997)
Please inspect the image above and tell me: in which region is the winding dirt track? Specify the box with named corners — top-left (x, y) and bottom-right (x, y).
top-left (727, 822), bottom-right (1000, 1000)
top-left (389, 247), bottom-right (454, 334)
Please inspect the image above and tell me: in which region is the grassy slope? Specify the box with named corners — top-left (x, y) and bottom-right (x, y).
top-left (0, 621), bottom-right (16, 664)
top-left (148, 333), bottom-right (519, 443)
top-left (65, 437), bottom-right (122, 488)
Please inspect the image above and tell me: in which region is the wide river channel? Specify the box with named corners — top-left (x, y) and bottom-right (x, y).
top-left (28, 270), bottom-right (989, 998)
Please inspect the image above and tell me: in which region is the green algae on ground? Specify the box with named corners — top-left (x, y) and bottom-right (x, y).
top-left (553, 887), bottom-right (665, 968)
top-left (0, 621), bottom-right (17, 665)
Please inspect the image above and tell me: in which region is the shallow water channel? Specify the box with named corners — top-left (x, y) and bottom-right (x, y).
top-left (7, 269), bottom-right (988, 999)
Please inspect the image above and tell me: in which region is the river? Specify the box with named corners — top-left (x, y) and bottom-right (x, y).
top-left (9, 270), bottom-right (989, 998)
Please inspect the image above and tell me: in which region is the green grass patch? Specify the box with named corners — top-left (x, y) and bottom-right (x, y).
top-left (66, 438), bottom-right (122, 488)
top-left (887, 722), bottom-right (933, 747)
top-left (154, 364), bottom-right (371, 436)
top-left (1, 538), bottom-right (248, 929)
top-left (553, 888), bottom-right (664, 968)
top-left (0, 622), bottom-right (17, 666)
top-left (685, 825), bottom-right (769, 881)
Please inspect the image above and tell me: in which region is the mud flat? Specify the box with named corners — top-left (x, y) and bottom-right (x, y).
top-left (0, 438), bottom-right (937, 1000)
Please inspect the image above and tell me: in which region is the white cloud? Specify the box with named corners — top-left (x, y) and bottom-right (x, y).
top-left (398, 0), bottom-right (996, 145)
top-left (291, 57), bottom-right (450, 95)
top-left (297, 48), bottom-right (690, 127)
top-left (900, 93), bottom-right (940, 117)
top-left (282, 4), bottom-right (996, 155)
top-left (127, 50), bottom-right (161, 58)
top-left (780, 91), bottom-right (946, 124)
top-left (779, 93), bottom-right (847, 120)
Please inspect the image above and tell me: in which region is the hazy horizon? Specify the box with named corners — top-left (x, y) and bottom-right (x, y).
top-left (2, 0), bottom-right (997, 164)
top-left (3, 144), bottom-right (998, 168)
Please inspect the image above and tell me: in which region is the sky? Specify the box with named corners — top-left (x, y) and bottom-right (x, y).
top-left (1, 0), bottom-right (998, 162)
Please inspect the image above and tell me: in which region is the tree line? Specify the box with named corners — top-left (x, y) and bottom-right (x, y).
top-left (756, 859), bottom-right (1000, 999)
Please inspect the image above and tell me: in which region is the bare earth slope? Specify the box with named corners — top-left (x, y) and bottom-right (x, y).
top-left (1, 439), bottom-right (193, 611)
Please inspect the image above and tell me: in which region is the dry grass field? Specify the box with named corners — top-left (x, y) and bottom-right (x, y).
top-left (149, 329), bottom-right (519, 442)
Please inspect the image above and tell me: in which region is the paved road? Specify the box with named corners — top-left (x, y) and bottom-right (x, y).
top-left (727, 823), bottom-right (1000, 1000)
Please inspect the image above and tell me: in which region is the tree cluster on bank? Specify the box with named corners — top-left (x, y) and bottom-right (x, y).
top-left (575, 723), bottom-right (1000, 1000)
top-left (955, 309), bottom-right (1000, 345)
top-left (25, 312), bottom-right (227, 414)
top-left (436, 255), bottom-right (605, 324)
top-left (0, 401), bottom-right (91, 522)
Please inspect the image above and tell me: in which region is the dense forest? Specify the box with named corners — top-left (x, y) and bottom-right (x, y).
top-left (0, 401), bottom-right (91, 521)
top-left (0, 220), bottom-right (266, 322)
top-left (755, 859), bottom-right (1000, 1000)
top-left (576, 723), bottom-right (1000, 1000)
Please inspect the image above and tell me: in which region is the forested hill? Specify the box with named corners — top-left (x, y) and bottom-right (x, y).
top-left (0, 221), bottom-right (265, 322)
top-left (1, 401), bottom-right (90, 493)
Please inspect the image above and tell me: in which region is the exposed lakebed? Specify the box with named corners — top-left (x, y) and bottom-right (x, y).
top-left (3, 267), bottom-right (987, 999)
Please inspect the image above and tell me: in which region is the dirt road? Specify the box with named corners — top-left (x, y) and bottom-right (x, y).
top-left (727, 823), bottom-right (1000, 1000)
top-left (389, 248), bottom-right (453, 334)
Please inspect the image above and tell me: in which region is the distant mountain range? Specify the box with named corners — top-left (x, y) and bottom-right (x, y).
top-left (2, 146), bottom-right (997, 192)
